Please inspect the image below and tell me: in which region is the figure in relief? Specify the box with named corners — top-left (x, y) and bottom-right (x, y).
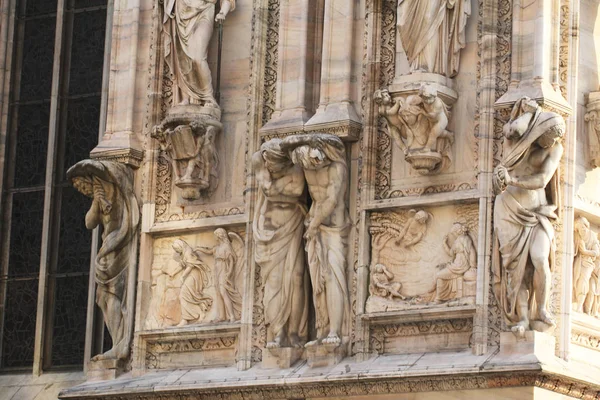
top-left (197, 229), bottom-right (244, 322)
top-left (572, 217), bottom-right (600, 314)
top-left (67, 160), bottom-right (139, 361)
top-left (147, 254), bottom-right (185, 329)
top-left (163, 0), bottom-right (235, 107)
top-left (374, 85), bottom-right (454, 174)
top-left (492, 96), bottom-right (565, 335)
top-left (590, 263), bottom-right (600, 317)
top-left (281, 134), bottom-right (350, 348)
top-left (172, 239), bottom-right (213, 326)
top-left (253, 139), bottom-right (309, 349)
top-left (397, 0), bottom-right (471, 77)
top-left (435, 223), bottom-right (477, 302)
top-left (370, 264), bottom-right (405, 300)
top-left (396, 209), bottom-right (431, 248)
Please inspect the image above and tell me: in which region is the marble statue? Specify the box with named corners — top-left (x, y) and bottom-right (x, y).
top-left (253, 139), bottom-right (309, 349)
top-left (397, 0), bottom-right (471, 77)
top-left (281, 134), bottom-right (350, 348)
top-left (375, 85), bottom-right (454, 174)
top-left (370, 264), bottom-right (405, 300)
top-left (573, 217), bottom-right (600, 314)
top-left (163, 0), bottom-right (235, 107)
top-left (435, 223), bottom-right (477, 302)
top-left (172, 239), bottom-right (213, 326)
top-left (492, 96), bottom-right (565, 335)
top-left (67, 160), bottom-right (140, 361)
top-left (197, 229), bottom-right (244, 322)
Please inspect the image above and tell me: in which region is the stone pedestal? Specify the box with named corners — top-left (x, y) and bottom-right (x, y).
top-left (305, 342), bottom-right (347, 368)
top-left (498, 331), bottom-right (556, 364)
top-left (87, 359), bottom-right (127, 382)
top-left (262, 347), bottom-right (304, 369)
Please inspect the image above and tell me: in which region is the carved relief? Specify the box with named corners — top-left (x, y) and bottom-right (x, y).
top-left (492, 97), bottom-right (565, 336)
top-left (396, 0), bottom-right (471, 77)
top-left (585, 92), bottom-right (600, 169)
top-left (367, 206), bottom-right (478, 313)
top-left (375, 85), bottom-right (454, 174)
top-left (67, 160), bottom-right (140, 362)
top-left (145, 229), bottom-right (245, 330)
top-left (572, 217), bottom-right (600, 318)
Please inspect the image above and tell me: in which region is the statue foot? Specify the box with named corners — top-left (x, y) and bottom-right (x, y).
top-left (305, 339), bottom-right (320, 348)
top-left (177, 320), bottom-right (189, 327)
top-left (266, 340), bottom-right (281, 349)
top-left (511, 323), bottom-right (527, 338)
top-left (289, 334), bottom-right (304, 349)
top-left (538, 310), bottom-right (556, 327)
top-left (322, 333), bottom-right (341, 346)
top-left (91, 346), bottom-right (117, 361)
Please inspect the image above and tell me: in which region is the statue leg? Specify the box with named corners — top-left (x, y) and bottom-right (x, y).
top-left (511, 285), bottom-right (530, 336)
top-left (220, 285), bottom-right (236, 322)
top-left (94, 286), bottom-right (125, 360)
top-left (530, 229), bottom-right (555, 325)
top-left (194, 17), bottom-right (217, 106)
top-left (288, 264), bottom-right (306, 348)
top-left (322, 271), bottom-right (344, 346)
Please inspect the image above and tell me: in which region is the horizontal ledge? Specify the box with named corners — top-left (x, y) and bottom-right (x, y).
top-left (147, 213), bottom-right (247, 235)
top-left (366, 189), bottom-right (481, 210)
top-left (361, 305), bottom-right (477, 325)
top-left (137, 322), bottom-right (242, 340)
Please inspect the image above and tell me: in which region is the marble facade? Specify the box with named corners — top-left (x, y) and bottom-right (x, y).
top-left (1, 0), bottom-right (599, 398)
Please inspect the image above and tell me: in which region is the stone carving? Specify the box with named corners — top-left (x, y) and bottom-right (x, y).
top-left (367, 206), bottom-right (478, 313)
top-left (369, 264), bottom-right (405, 300)
top-left (195, 229), bottom-right (245, 323)
top-left (162, 0), bottom-right (235, 108)
top-left (572, 217), bottom-right (600, 317)
top-left (146, 231), bottom-right (244, 330)
top-left (374, 85), bottom-right (454, 174)
top-left (397, 0), bottom-right (471, 77)
top-left (279, 134), bottom-right (351, 351)
top-left (67, 160), bottom-right (140, 361)
top-left (434, 223), bottom-right (477, 303)
top-left (492, 97), bottom-right (565, 335)
top-left (152, 118), bottom-right (220, 201)
top-left (253, 139), bottom-right (309, 349)
top-left (584, 92), bottom-right (600, 168)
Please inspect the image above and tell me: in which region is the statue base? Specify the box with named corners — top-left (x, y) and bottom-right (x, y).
top-left (305, 339), bottom-right (347, 368)
top-left (405, 150), bottom-right (443, 175)
top-left (262, 347), bottom-right (304, 369)
top-left (390, 72), bottom-right (458, 105)
top-left (497, 331), bottom-right (556, 365)
top-left (87, 358), bottom-right (127, 381)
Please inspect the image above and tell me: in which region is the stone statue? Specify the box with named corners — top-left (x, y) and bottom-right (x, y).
top-left (435, 223), bottom-right (477, 302)
top-left (492, 96), bottom-right (565, 335)
top-left (197, 229), bottom-right (244, 322)
top-left (370, 264), bottom-right (405, 300)
top-left (67, 160), bottom-right (140, 361)
top-left (375, 85), bottom-right (454, 174)
top-left (281, 134), bottom-right (350, 348)
top-left (573, 217), bottom-right (600, 314)
top-left (172, 239), bottom-right (213, 326)
top-left (397, 0), bottom-right (471, 77)
top-left (253, 139), bottom-right (309, 349)
top-left (163, 0), bottom-right (235, 107)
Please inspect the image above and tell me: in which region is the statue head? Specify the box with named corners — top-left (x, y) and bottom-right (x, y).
top-left (537, 123), bottom-right (565, 149)
top-left (214, 228), bottom-right (228, 242)
top-left (450, 222), bottom-right (468, 237)
top-left (172, 239), bottom-right (185, 254)
top-left (419, 85), bottom-right (437, 105)
top-left (575, 217), bottom-right (591, 237)
top-left (374, 89), bottom-right (392, 105)
top-left (261, 139), bottom-right (293, 173)
top-left (414, 210), bottom-right (430, 224)
top-left (291, 145), bottom-right (330, 170)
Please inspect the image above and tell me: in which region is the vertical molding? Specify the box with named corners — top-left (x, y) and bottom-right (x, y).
top-left (33, 0), bottom-right (66, 376)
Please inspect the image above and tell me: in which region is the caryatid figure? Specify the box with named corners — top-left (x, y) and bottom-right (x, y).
top-left (68, 160), bottom-right (140, 361)
top-left (163, 0), bottom-right (235, 107)
top-left (281, 134), bottom-right (351, 347)
top-left (492, 97), bottom-right (565, 335)
top-left (253, 139), bottom-right (309, 349)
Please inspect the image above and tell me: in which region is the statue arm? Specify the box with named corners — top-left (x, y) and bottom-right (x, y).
top-left (505, 144), bottom-right (563, 190)
top-left (403, 229), bottom-right (424, 247)
top-left (443, 235), bottom-right (452, 255)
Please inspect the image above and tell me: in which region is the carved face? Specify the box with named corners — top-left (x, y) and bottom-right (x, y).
top-left (419, 85), bottom-right (437, 105)
top-left (450, 223), bottom-right (467, 237)
top-left (374, 264), bottom-right (385, 273)
top-left (415, 210), bottom-right (429, 223)
top-left (214, 228), bottom-right (227, 241)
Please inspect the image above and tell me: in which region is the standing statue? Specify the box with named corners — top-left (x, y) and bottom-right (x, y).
top-left (163, 0), bottom-right (235, 107)
top-left (281, 134), bottom-right (350, 348)
top-left (397, 0), bottom-right (471, 77)
top-left (435, 223), bottom-right (477, 302)
top-left (172, 239), bottom-right (213, 326)
top-left (197, 229), bottom-right (244, 322)
top-left (67, 160), bottom-right (140, 361)
top-left (492, 97), bottom-right (565, 335)
top-left (253, 139), bottom-right (309, 349)
top-left (573, 217), bottom-right (600, 314)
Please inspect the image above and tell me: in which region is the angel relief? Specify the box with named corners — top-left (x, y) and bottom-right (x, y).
top-left (145, 229), bottom-right (245, 330)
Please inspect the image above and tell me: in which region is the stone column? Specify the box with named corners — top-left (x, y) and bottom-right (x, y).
top-left (304, 0), bottom-right (361, 141)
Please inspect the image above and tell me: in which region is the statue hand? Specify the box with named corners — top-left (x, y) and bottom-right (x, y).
top-left (215, 12), bottom-right (226, 22)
